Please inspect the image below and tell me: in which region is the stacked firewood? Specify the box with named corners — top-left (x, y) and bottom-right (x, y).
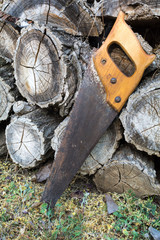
top-left (0, 0), bottom-right (160, 197)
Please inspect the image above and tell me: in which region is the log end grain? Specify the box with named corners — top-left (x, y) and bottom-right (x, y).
top-left (94, 145), bottom-right (160, 197)
top-left (120, 73), bottom-right (160, 157)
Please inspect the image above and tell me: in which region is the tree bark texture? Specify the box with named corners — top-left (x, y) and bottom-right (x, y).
top-left (92, 0), bottom-right (160, 20)
top-left (0, 57), bottom-right (19, 121)
top-left (0, 21), bottom-right (19, 61)
top-left (94, 144), bottom-right (160, 197)
top-left (2, 0), bottom-right (102, 36)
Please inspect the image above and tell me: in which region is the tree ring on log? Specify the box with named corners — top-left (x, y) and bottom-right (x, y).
top-left (6, 107), bottom-right (61, 168)
top-left (6, 119), bottom-right (42, 168)
top-left (14, 26), bottom-right (66, 107)
top-left (6, 118), bottom-right (46, 168)
top-left (120, 74), bottom-right (160, 157)
top-left (94, 145), bottom-right (160, 197)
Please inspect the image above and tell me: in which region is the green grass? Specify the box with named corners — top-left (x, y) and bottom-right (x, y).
top-left (0, 158), bottom-right (160, 239)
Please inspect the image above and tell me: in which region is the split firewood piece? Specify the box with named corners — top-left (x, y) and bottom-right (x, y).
top-left (51, 117), bottom-right (123, 175)
top-left (120, 73), bottom-right (160, 157)
top-left (0, 21), bottom-right (19, 62)
top-left (0, 126), bottom-right (7, 157)
top-left (13, 101), bottom-right (37, 116)
top-left (14, 26), bottom-right (85, 116)
top-left (93, 0), bottom-right (160, 20)
top-left (94, 144), bottom-right (160, 197)
top-left (5, 107), bottom-right (62, 168)
top-left (3, 0), bottom-right (102, 36)
top-left (14, 26), bottom-right (66, 108)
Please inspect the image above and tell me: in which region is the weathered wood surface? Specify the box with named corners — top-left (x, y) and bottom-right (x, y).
top-left (51, 117), bottom-right (123, 175)
top-left (0, 77), bottom-right (14, 121)
top-left (94, 144), bottom-right (160, 197)
top-left (0, 21), bottom-right (19, 61)
top-left (0, 126), bottom-right (7, 157)
top-left (6, 105), bottom-right (62, 168)
top-left (14, 25), bottom-right (89, 116)
top-left (0, 21), bottom-right (19, 120)
top-left (13, 101), bottom-right (37, 115)
top-left (120, 73), bottom-right (160, 157)
top-left (2, 0), bottom-right (102, 36)
top-left (0, 57), bottom-right (18, 121)
top-left (92, 0), bottom-right (160, 19)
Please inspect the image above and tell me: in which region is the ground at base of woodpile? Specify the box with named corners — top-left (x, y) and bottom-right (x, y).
top-left (0, 158), bottom-right (160, 240)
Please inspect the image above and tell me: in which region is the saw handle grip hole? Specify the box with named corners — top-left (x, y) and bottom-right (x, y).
top-left (108, 43), bottom-right (136, 77)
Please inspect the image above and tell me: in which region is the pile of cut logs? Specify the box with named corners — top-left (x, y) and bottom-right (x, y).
top-left (0, 0), bottom-right (160, 197)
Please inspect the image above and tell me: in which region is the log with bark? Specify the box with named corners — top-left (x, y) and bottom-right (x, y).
top-left (0, 21), bottom-right (19, 61)
top-left (91, 0), bottom-right (160, 20)
top-left (0, 21), bottom-right (20, 120)
top-left (5, 103), bottom-right (62, 168)
top-left (14, 25), bottom-right (89, 116)
top-left (94, 144), bottom-right (160, 197)
top-left (120, 72), bottom-right (160, 157)
top-left (2, 0), bottom-right (102, 36)
top-left (0, 58), bottom-right (16, 122)
top-left (0, 77), bottom-right (15, 121)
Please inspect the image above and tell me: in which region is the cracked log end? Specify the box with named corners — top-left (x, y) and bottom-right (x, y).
top-left (14, 27), bottom-right (65, 107)
top-left (5, 108), bottom-right (61, 168)
top-left (120, 73), bottom-right (160, 157)
top-left (94, 145), bottom-right (160, 197)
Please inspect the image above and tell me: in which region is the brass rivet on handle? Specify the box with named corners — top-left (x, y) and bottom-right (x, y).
top-left (101, 58), bottom-right (107, 65)
top-left (115, 96), bottom-right (121, 103)
top-left (110, 78), bottom-right (117, 84)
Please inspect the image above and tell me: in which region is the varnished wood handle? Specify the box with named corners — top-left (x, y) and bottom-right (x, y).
top-left (93, 11), bottom-right (155, 112)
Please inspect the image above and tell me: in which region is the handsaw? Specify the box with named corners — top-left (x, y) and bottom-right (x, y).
top-left (41, 11), bottom-right (155, 208)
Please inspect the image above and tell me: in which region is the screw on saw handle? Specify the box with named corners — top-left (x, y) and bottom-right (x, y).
top-left (93, 11), bottom-right (155, 112)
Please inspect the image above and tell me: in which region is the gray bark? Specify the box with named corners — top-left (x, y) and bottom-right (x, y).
top-left (0, 21), bottom-right (19, 62)
top-left (2, 0), bottom-right (102, 36)
top-left (92, 0), bottom-right (160, 20)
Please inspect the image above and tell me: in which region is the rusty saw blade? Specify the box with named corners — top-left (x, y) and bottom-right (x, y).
top-left (41, 11), bottom-right (155, 208)
top-left (41, 60), bottom-right (117, 207)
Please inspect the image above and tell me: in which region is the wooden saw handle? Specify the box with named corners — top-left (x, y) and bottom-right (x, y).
top-left (93, 11), bottom-right (155, 112)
